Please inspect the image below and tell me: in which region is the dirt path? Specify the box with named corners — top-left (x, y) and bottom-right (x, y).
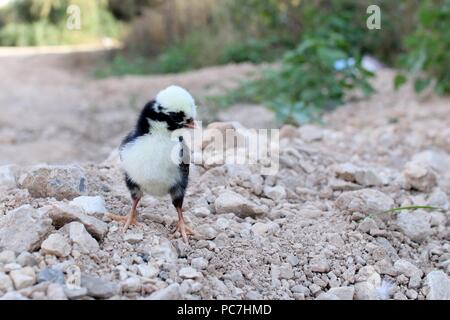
top-left (0, 51), bottom-right (258, 165)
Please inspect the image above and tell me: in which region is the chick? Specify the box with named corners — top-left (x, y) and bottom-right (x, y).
top-left (107, 85), bottom-right (197, 243)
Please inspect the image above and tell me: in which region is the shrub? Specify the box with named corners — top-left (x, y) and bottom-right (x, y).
top-left (395, 0), bottom-right (450, 94)
top-left (223, 31), bottom-right (374, 125)
top-left (123, 0), bottom-right (216, 56)
top-left (0, 0), bottom-right (122, 46)
top-left (94, 54), bottom-right (154, 78)
top-left (221, 38), bottom-right (284, 64)
top-left (217, 1), bottom-right (379, 125)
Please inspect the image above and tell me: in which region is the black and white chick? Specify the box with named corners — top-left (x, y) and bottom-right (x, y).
top-left (107, 85), bottom-right (198, 244)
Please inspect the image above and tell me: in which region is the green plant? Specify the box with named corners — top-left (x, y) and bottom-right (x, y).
top-left (221, 32), bottom-right (374, 125)
top-left (94, 54), bottom-right (154, 78)
top-left (363, 205), bottom-right (445, 221)
top-left (0, 0), bottom-right (122, 46)
top-left (155, 47), bottom-right (191, 73)
top-left (395, 0), bottom-right (450, 94)
top-left (221, 38), bottom-right (285, 64)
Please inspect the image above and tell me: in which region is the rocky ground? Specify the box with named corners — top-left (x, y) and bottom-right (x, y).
top-left (0, 51), bottom-right (450, 300)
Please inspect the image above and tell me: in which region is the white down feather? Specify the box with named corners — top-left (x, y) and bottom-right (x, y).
top-left (120, 127), bottom-right (183, 197)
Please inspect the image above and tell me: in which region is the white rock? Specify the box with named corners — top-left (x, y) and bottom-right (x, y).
top-left (44, 202), bottom-right (107, 239)
top-left (316, 292), bottom-right (339, 300)
top-left (0, 165), bottom-right (17, 190)
top-left (150, 237), bottom-right (178, 263)
top-left (0, 205), bottom-right (53, 252)
top-left (80, 274), bottom-right (119, 298)
top-left (425, 270), bottom-right (450, 300)
top-left (375, 258), bottom-right (397, 276)
top-left (355, 266), bottom-right (380, 285)
top-left (427, 189), bottom-right (449, 210)
top-left (394, 259), bottom-right (423, 278)
top-left (396, 210), bottom-right (432, 243)
top-left (16, 252), bottom-right (37, 267)
top-left (147, 283), bottom-right (181, 300)
top-left (191, 257), bottom-right (208, 270)
top-left (263, 185), bottom-right (286, 201)
top-left (192, 207), bottom-right (210, 217)
top-left (279, 125), bottom-right (300, 140)
top-left (309, 283), bottom-right (321, 295)
top-left (214, 190), bottom-right (265, 218)
top-left (0, 272), bottom-right (14, 292)
top-left (197, 224), bottom-right (218, 240)
top-left (335, 189), bottom-right (394, 216)
top-left (409, 274), bottom-right (422, 289)
top-left (47, 283), bottom-right (67, 300)
top-left (298, 209), bottom-right (325, 219)
top-left (179, 267), bottom-right (201, 279)
top-left (19, 164), bottom-right (87, 200)
top-left (69, 196), bottom-right (107, 215)
top-left (279, 263), bottom-right (294, 279)
top-left (0, 292), bottom-right (28, 300)
top-left (357, 218), bottom-right (378, 233)
top-left (4, 263), bottom-right (21, 272)
top-left (287, 255), bottom-right (299, 267)
top-left (226, 270), bottom-right (244, 283)
top-left (63, 286), bottom-right (88, 299)
top-left (251, 222), bottom-right (270, 236)
top-left (291, 285), bottom-right (310, 295)
top-left (121, 277), bottom-right (141, 293)
top-left (412, 150), bottom-right (450, 173)
top-left (137, 264), bottom-right (159, 278)
top-left (403, 161), bottom-right (437, 192)
top-left (0, 250), bottom-right (16, 264)
top-left (328, 286), bottom-right (355, 300)
top-left (38, 267), bottom-right (65, 284)
top-left (124, 233), bottom-right (144, 244)
top-left (9, 267), bottom-right (36, 290)
top-left (215, 218), bottom-right (230, 230)
top-left (334, 163), bottom-right (387, 186)
top-left (245, 290), bottom-right (262, 300)
top-left (210, 276), bottom-right (230, 295)
top-left (41, 234), bottom-right (71, 257)
top-left (309, 257), bottom-right (330, 273)
top-left (354, 281), bottom-right (379, 300)
top-left (299, 124), bottom-right (323, 142)
top-left (69, 222), bottom-right (99, 254)
top-left (190, 281), bottom-right (203, 293)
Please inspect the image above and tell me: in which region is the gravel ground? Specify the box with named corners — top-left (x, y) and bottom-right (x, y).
top-left (0, 52), bottom-right (450, 300)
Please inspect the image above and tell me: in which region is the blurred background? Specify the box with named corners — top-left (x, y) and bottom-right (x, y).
top-left (0, 0), bottom-right (448, 165)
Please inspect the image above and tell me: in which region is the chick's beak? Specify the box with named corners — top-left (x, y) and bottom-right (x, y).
top-left (184, 119), bottom-right (196, 129)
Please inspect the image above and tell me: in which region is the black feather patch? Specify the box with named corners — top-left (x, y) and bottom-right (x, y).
top-left (170, 137), bottom-right (190, 208)
top-left (125, 174), bottom-right (143, 200)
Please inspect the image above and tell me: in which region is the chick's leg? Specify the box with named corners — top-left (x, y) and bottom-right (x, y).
top-left (106, 197), bottom-right (141, 232)
top-left (172, 206), bottom-right (197, 244)
top-left (123, 197), bottom-right (141, 231)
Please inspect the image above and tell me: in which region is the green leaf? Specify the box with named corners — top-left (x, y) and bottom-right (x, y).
top-left (360, 81), bottom-right (375, 96)
top-left (414, 77), bottom-right (431, 93)
top-left (410, 49), bottom-right (427, 74)
top-left (394, 74), bottom-right (407, 90)
top-left (381, 205), bottom-right (444, 215)
top-left (317, 47), bottom-right (347, 66)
